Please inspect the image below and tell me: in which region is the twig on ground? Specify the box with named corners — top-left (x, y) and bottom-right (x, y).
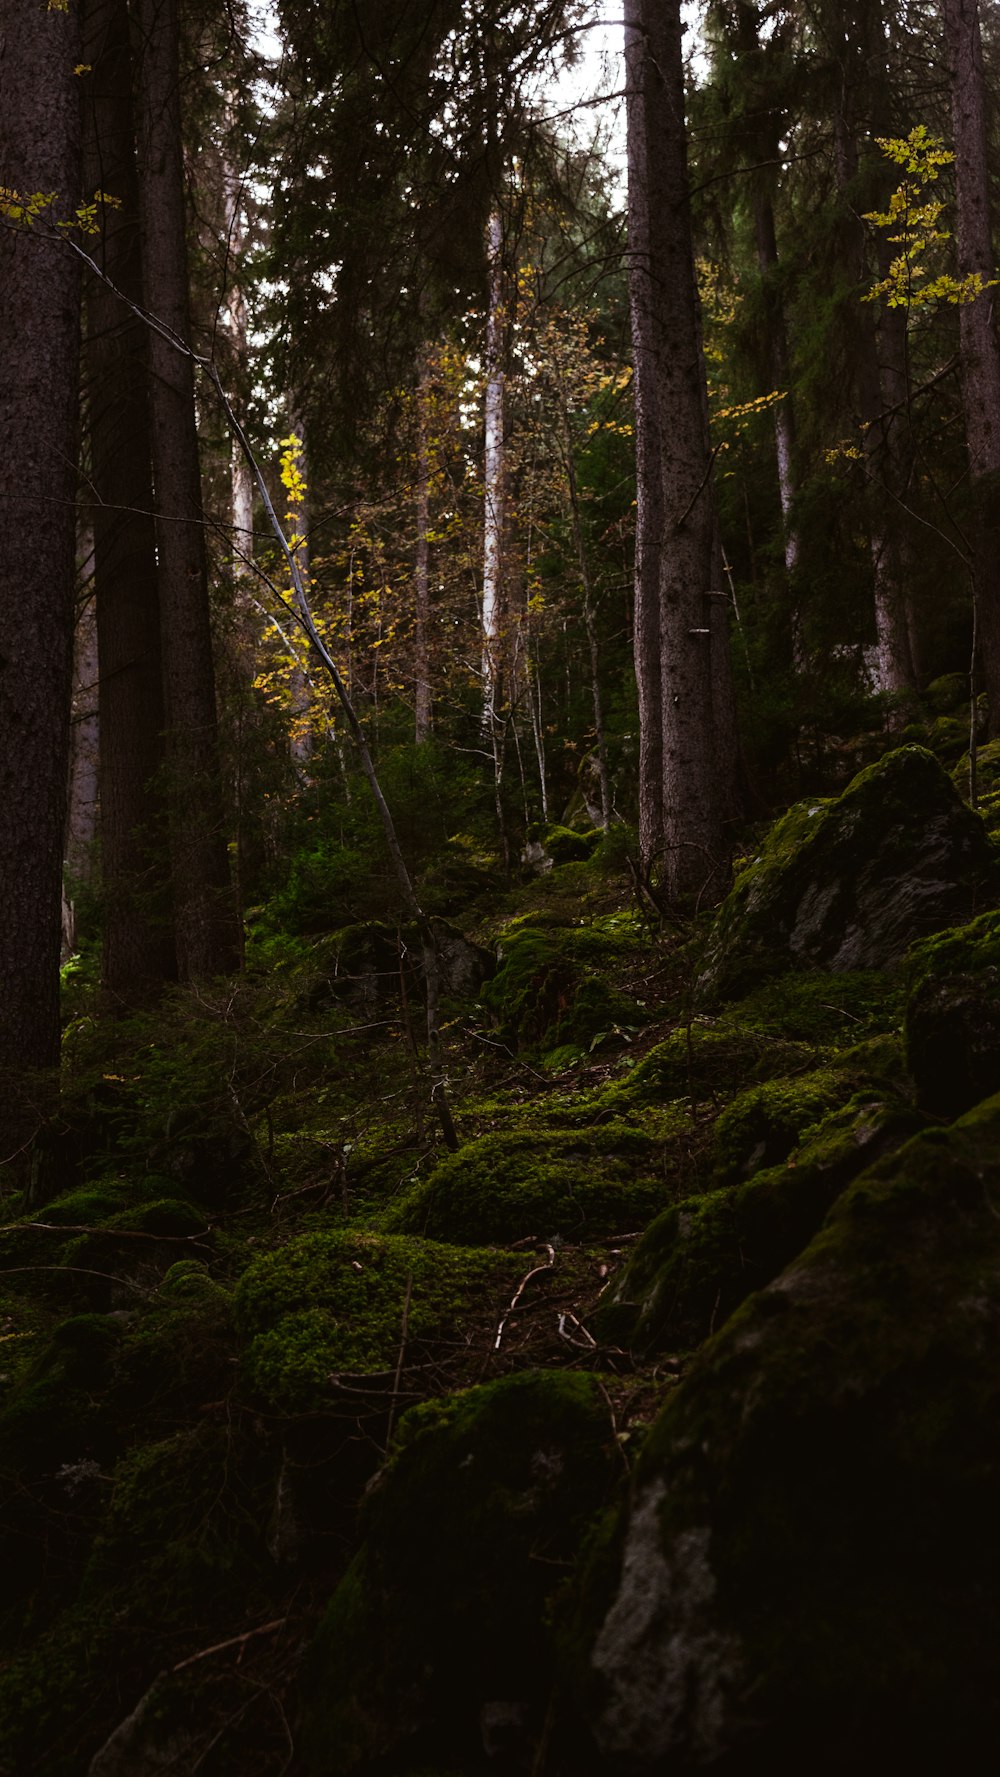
top-left (494, 1244), bottom-right (556, 1351)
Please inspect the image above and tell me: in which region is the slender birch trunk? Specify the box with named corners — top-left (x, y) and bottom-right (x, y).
top-left (561, 400), bottom-right (611, 830)
top-left (482, 209), bottom-right (506, 734)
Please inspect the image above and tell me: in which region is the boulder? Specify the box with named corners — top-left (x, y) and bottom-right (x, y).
top-left (596, 1092), bottom-right (919, 1354)
top-left (301, 1371), bottom-right (618, 1775)
top-left (581, 1093), bottom-right (1000, 1771)
top-left (698, 746), bottom-right (995, 1003)
top-left (906, 908), bottom-right (1000, 1117)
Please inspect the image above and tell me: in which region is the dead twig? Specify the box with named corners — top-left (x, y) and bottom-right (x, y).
top-left (171, 1618), bottom-right (290, 1674)
top-left (494, 1245), bottom-right (556, 1351)
top-left (384, 1271), bottom-right (414, 1452)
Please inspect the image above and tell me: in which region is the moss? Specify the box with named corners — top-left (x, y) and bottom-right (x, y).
top-left (698, 747), bottom-right (996, 1002)
top-left (538, 823), bottom-right (603, 865)
top-left (235, 1230), bottom-right (514, 1411)
top-left (598, 1093), bottom-right (922, 1353)
top-left (382, 1123), bottom-right (670, 1246)
top-left (585, 1093), bottom-right (1000, 1767)
top-left (718, 968), bottom-right (902, 1049)
top-left (301, 1371), bottom-right (619, 1775)
top-left (83, 1424), bottom-right (272, 1622)
top-left (0, 1607), bottom-right (119, 1776)
top-left (710, 1068), bottom-right (850, 1183)
top-left (905, 907), bottom-right (1000, 1116)
top-left (593, 1021), bottom-right (814, 1115)
top-left (0, 1311), bottom-right (123, 1472)
top-left (482, 920), bottom-right (646, 1053)
top-left (925, 671), bottom-right (967, 715)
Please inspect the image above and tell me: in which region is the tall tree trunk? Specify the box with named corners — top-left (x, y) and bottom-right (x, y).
top-left (64, 554), bottom-right (100, 909)
top-left (625, 0), bottom-right (731, 899)
top-left (133, 0), bottom-right (238, 977)
top-left (943, 0), bottom-right (1000, 735)
top-left (82, 0), bottom-right (176, 1001)
top-left (0, 0), bottom-right (82, 1087)
top-left (830, 0), bottom-right (917, 712)
top-left (482, 208), bottom-right (506, 735)
top-left (561, 401), bottom-right (611, 831)
top-left (414, 356), bottom-right (433, 745)
top-left (284, 414), bottom-right (314, 772)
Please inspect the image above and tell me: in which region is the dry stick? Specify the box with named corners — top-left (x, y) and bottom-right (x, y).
top-left (171, 1619), bottom-right (290, 1674)
top-left (494, 1244), bottom-right (556, 1351)
top-left (54, 230), bottom-right (460, 1154)
top-left (384, 1270), bottom-right (414, 1452)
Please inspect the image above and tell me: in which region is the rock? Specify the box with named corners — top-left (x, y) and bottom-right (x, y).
top-left (381, 1122), bottom-right (669, 1245)
top-left (709, 1067), bottom-right (848, 1184)
top-left (699, 746), bottom-right (995, 1002)
top-left (581, 1093), bottom-right (1000, 1770)
top-left (483, 919), bottom-right (647, 1057)
top-left (596, 1093), bottom-right (919, 1354)
top-left (313, 918), bottom-right (494, 1013)
top-left (300, 1371), bottom-right (618, 1775)
top-left (906, 908), bottom-right (1000, 1117)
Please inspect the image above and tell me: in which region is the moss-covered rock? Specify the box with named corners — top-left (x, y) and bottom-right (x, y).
top-left (698, 747), bottom-right (995, 1002)
top-left (905, 908), bottom-right (1000, 1116)
top-left (710, 1067), bottom-right (848, 1183)
top-left (482, 920), bottom-right (645, 1054)
top-left (581, 1092), bottom-right (1000, 1771)
top-left (382, 1123), bottom-right (669, 1246)
top-left (301, 1371), bottom-right (619, 1775)
top-left (235, 1230), bottom-right (514, 1411)
top-left (597, 1094), bottom-right (920, 1353)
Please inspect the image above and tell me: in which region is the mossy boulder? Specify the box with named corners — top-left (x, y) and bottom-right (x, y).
top-left (382, 1123), bottom-right (669, 1246)
top-left (597, 1021), bottom-right (812, 1114)
top-left (906, 908), bottom-right (1000, 1117)
top-left (301, 1371), bottom-right (618, 1775)
top-left (313, 919), bottom-right (494, 1014)
top-left (235, 1230), bottom-right (513, 1411)
top-left (698, 747), bottom-right (995, 1003)
top-left (582, 1092), bottom-right (1000, 1771)
top-left (710, 1067), bottom-right (848, 1183)
top-left (597, 1094), bottom-right (920, 1353)
top-left (482, 920), bottom-right (644, 1054)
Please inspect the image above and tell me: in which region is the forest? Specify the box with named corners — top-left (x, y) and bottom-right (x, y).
top-left (1, 0), bottom-right (1000, 1769)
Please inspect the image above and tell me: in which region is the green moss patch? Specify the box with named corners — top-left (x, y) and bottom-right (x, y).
top-left (482, 919), bottom-right (646, 1054)
top-left (382, 1123), bottom-right (670, 1246)
top-left (235, 1230), bottom-right (515, 1410)
top-left (710, 1068), bottom-right (850, 1183)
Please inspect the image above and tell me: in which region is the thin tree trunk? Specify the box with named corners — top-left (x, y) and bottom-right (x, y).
top-left (284, 414), bottom-right (314, 771)
top-left (414, 356), bottom-right (433, 743)
top-left (0, 0), bottom-right (82, 1087)
top-left (133, 0), bottom-right (238, 978)
top-left (561, 401), bottom-right (611, 830)
top-left (625, 0), bottom-right (730, 900)
top-left (482, 208), bottom-right (506, 735)
top-left (83, 0), bottom-right (176, 1002)
top-left (943, 0), bottom-right (1000, 735)
top-left (65, 550), bottom-right (100, 909)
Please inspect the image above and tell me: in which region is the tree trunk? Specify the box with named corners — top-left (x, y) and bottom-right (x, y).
top-left (64, 543), bottom-right (101, 957)
top-left (943, 0), bottom-right (1000, 735)
top-left (0, 0), bottom-right (82, 1084)
top-left (625, 0), bottom-right (731, 899)
top-left (414, 356), bottom-right (433, 745)
top-left (284, 414), bottom-right (314, 772)
top-left (482, 208), bottom-right (506, 735)
top-left (82, 0), bottom-right (177, 1002)
top-left (133, 0), bottom-right (238, 977)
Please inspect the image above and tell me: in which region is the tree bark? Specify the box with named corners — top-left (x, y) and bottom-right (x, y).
top-left (482, 208), bottom-right (506, 735)
top-left (943, 0), bottom-right (1000, 734)
top-left (414, 355), bottom-right (433, 745)
top-left (82, 0), bottom-right (177, 1001)
top-left (133, 0), bottom-right (238, 977)
top-left (0, 0), bottom-right (82, 1082)
top-left (625, 0), bottom-right (731, 899)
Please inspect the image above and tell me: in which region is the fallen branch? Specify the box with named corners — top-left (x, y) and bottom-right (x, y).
top-left (172, 1618), bottom-right (290, 1673)
top-left (494, 1244), bottom-right (556, 1351)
